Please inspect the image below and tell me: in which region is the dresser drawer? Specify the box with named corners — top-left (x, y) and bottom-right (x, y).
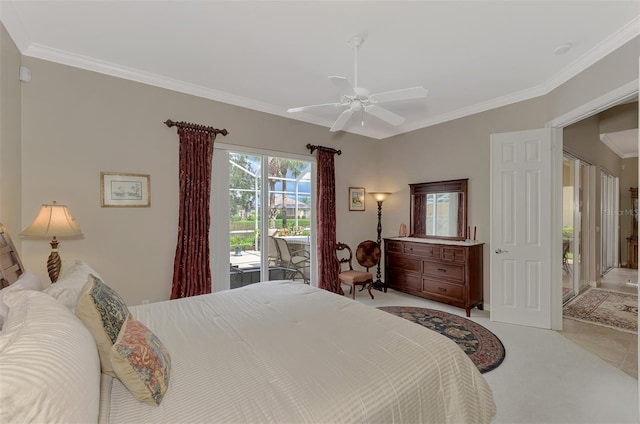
top-left (422, 278), bottom-right (464, 301)
top-left (442, 247), bottom-right (466, 263)
top-left (422, 261), bottom-right (464, 282)
top-left (387, 270), bottom-right (421, 292)
top-left (404, 243), bottom-right (440, 260)
top-left (386, 254), bottom-right (420, 273)
top-left (386, 241), bottom-right (404, 254)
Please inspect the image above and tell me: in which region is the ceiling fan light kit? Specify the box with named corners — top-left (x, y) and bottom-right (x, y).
top-left (287, 36), bottom-right (428, 133)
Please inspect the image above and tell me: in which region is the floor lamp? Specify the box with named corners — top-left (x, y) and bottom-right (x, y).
top-left (369, 192), bottom-right (390, 291)
top-left (21, 201), bottom-right (83, 283)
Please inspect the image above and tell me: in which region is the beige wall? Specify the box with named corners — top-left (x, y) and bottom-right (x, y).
top-left (563, 102), bottom-right (639, 273)
top-left (563, 115), bottom-right (621, 278)
top-left (605, 102), bottom-right (638, 269)
top-left (378, 96), bottom-right (549, 305)
top-left (2, 29), bottom-right (638, 306)
top-left (600, 102), bottom-right (639, 134)
top-left (19, 58), bottom-right (380, 304)
top-left (0, 23), bottom-right (22, 247)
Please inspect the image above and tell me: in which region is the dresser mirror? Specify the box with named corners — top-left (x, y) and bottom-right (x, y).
top-left (409, 179), bottom-right (468, 240)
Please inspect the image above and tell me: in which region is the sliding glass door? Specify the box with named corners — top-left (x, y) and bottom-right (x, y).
top-left (213, 147), bottom-right (314, 291)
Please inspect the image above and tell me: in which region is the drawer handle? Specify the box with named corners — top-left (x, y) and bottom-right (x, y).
top-left (437, 268), bottom-right (447, 272)
top-left (438, 287), bottom-right (447, 292)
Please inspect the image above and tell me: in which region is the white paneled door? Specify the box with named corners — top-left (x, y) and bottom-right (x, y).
top-left (490, 128), bottom-right (562, 329)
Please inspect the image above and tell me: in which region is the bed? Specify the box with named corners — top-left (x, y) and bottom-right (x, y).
top-left (0, 225), bottom-right (496, 423)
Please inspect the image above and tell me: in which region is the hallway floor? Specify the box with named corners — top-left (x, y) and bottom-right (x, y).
top-left (560, 267), bottom-right (638, 379)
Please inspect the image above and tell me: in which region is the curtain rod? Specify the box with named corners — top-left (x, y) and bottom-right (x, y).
top-left (306, 143), bottom-right (341, 155)
top-left (164, 119), bottom-right (229, 136)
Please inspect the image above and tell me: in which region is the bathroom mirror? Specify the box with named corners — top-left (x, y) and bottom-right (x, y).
top-left (409, 179), bottom-right (468, 240)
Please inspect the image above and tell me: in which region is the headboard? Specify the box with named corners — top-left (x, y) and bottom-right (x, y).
top-left (0, 223), bottom-right (25, 288)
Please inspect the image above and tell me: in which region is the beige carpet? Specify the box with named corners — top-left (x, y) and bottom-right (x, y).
top-left (563, 288), bottom-right (637, 333)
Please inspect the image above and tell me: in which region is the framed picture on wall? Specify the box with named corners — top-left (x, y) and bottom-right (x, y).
top-left (101, 172), bottom-right (151, 207)
top-left (349, 187), bottom-right (365, 211)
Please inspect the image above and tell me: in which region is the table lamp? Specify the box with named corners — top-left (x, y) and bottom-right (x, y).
top-left (21, 201), bottom-right (83, 283)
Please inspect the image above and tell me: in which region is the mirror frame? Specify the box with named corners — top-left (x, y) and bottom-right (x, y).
top-left (409, 178), bottom-right (468, 241)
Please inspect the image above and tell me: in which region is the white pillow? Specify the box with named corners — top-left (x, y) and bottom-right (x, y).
top-left (0, 271), bottom-right (43, 329)
top-left (15, 270), bottom-right (42, 291)
top-left (0, 289), bottom-right (101, 423)
top-left (43, 260), bottom-right (103, 311)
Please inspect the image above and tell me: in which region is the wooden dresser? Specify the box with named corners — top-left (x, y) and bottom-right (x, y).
top-left (384, 237), bottom-right (484, 317)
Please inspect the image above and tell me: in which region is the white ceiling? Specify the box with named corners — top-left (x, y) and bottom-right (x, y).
top-left (601, 128), bottom-right (639, 158)
top-left (1, 1), bottom-right (639, 139)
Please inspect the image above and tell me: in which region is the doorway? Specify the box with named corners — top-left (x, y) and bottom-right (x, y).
top-left (562, 154), bottom-right (593, 303)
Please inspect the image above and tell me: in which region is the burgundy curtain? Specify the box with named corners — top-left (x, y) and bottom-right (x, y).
top-left (171, 128), bottom-right (215, 299)
top-left (316, 150), bottom-right (343, 294)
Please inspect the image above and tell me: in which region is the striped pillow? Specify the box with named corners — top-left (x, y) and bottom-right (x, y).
top-left (0, 289), bottom-right (100, 423)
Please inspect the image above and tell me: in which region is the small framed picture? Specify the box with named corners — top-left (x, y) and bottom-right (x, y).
top-left (349, 187), bottom-right (365, 211)
top-left (101, 172), bottom-right (150, 207)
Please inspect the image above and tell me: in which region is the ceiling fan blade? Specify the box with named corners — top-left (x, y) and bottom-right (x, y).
top-left (330, 109), bottom-right (355, 132)
top-left (287, 102), bottom-right (342, 113)
top-left (328, 76), bottom-right (356, 95)
top-left (369, 86), bottom-right (428, 104)
top-left (365, 105), bottom-right (405, 126)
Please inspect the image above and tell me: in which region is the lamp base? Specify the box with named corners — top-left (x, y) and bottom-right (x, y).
top-left (47, 238), bottom-right (62, 283)
top-left (373, 279), bottom-right (387, 292)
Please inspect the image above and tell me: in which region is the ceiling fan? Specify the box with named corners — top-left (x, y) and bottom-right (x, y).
top-left (287, 36), bottom-right (428, 132)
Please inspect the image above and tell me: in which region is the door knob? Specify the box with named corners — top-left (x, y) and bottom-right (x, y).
top-left (495, 248), bottom-right (509, 254)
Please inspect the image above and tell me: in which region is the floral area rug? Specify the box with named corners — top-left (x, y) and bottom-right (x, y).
top-left (378, 306), bottom-right (505, 373)
top-left (563, 288), bottom-right (638, 333)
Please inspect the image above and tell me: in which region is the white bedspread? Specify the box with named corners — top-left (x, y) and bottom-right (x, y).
top-left (99, 281), bottom-right (495, 423)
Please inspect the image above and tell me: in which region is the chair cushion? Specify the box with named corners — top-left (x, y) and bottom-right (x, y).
top-left (339, 270), bottom-right (372, 284)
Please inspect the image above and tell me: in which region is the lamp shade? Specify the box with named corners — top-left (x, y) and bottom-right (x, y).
top-left (369, 192), bottom-right (391, 203)
top-left (21, 201), bottom-right (83, 238)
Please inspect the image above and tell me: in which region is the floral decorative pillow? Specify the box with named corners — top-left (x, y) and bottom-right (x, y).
top-left (75, 274), bottom-right (130, 375)
top-left (111, 315), bottom-right (171, 406)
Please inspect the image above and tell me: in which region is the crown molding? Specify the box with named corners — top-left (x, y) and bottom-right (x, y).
top-left (543, 16), bottom-right (640, 93)
top-left (10, 14), bottom-right (639, 140)
top-left (21, 43), bottom-right (386, 139)
top-left (600, 131), bottom-right (639, 159)
top-left (24, 43), bottom-right (291, 115)
top-left (547, 79), bottom-right (638, 128)
top-left (395, 84), bottom-right (548, 138)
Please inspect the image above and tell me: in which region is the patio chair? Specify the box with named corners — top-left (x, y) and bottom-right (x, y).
top-left (274, 237), bottom-right (310, 284)
top-left (267, 229), bottom-right (279, 265)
